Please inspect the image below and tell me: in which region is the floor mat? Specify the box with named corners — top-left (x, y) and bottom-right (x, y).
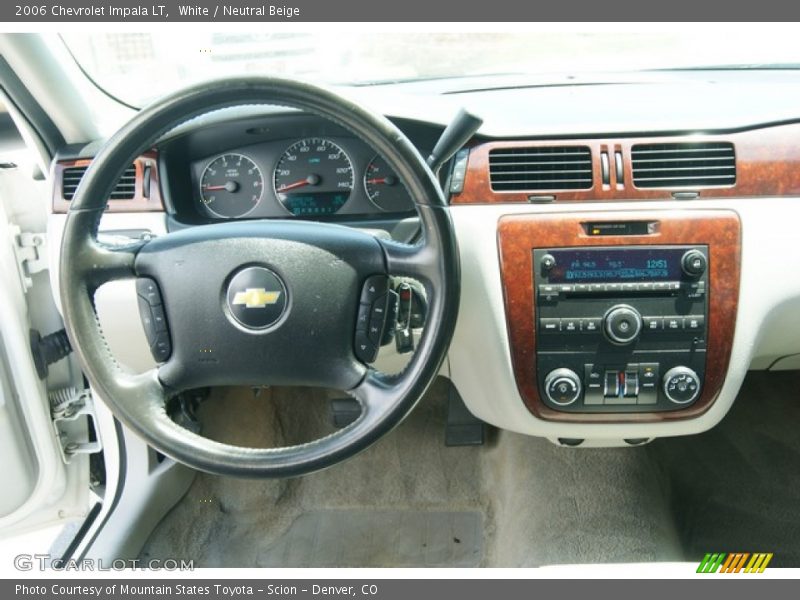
top-left (256, 509), bottom-right (483, 567)
top-left (140, 379), bottom-right (678, 567)
top-left (649, 370), bottom-right (800, 567)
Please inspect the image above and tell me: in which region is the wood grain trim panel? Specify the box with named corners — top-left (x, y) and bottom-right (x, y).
top-left (455, 123), bottom-right (800, 203)
top-left (51, 152), bottom-right (164, 213)
top-left (496, 209), bottom-right (741, 423)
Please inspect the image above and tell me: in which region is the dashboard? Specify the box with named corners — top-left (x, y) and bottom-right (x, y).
top-left (45, 70), bottom-right (800, 447)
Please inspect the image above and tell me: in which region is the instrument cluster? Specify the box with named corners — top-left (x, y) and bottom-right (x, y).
top-left (192, 136), bottom-right (416, 219)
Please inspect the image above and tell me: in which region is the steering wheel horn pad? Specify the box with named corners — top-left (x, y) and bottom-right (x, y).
top-left (59, 77), bottom-right (459, 477)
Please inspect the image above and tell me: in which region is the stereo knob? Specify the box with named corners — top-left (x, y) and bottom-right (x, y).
top-left (540, 253), bottom-right (557, 272)
top-left (543, 368), bottom-right (582, 406)
top-left (681, 250), bottom-right (707, 277)
top-left (603, 304), bottom-right (642, 345)
top-left (662, 366), bottom-right (701, 404)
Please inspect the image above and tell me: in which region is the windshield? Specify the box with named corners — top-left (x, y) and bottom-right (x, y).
top-left (61, 31), bottom-right (800, 108)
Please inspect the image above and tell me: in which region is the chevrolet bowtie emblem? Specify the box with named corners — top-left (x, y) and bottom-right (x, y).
top-left (232, 288), bottom-right (282, 309)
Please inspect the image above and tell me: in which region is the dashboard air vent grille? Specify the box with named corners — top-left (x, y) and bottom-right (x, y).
top-left (62, 164), bottom-right (137, 201)
top-left (631, 142), bottom-right (736, 188)
top-left (489, 146), bottom-right (593, 191)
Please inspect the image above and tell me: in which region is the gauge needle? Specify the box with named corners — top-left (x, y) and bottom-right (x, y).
top-left (277, 174), bottom-right (321, 193)
top-left (366, 175), bottom-right (398, 186)
top-left (203, 181), bottom-right (239, 192)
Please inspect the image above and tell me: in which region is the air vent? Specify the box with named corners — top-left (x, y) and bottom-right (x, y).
top-left (489, 146), bottom-right (593, 191)
top-left (62, 164), bottom-right (137, 201)
top-left (631, 142), bottom-right (736, 189)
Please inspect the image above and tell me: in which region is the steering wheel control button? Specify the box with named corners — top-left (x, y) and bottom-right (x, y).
top-left (663, 366), bottom-right (702, 404)
top-left (152, 332), bottom-right (172, 363)
top-left (354, 331), bottom-right (378, 363)
top-left (136, 277), bottom-right (163, 306)
top-left (355, 277), bottom-right (398, 362)
top-left (543, 368), bottom-right (582, 406)
top-left (360, 275), bottom-right (388, 304)
top-left (136, 278), bottom-right (172, 363)
top-left (150, 305), bottom-right (168, 333)
top-left (226, 266), bottom-right (287, 330)
top-left (355, 305), bottom-right (370, 330)
top-left (380, 290), bottom-right (400, 345)
top-left (603, 304), bottom-right (642, 345)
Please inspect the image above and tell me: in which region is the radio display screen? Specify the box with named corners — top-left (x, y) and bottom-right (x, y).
top-left (545, 247), bottom-right (688, 283)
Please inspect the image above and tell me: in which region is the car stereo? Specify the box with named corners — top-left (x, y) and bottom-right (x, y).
top-left (533, 245), bottom-right (708, 413)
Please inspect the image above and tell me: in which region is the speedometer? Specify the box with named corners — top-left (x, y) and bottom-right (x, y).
top-left (274, 138), bottom-right (353, 216)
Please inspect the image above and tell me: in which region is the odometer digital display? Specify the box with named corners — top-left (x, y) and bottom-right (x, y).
top-left (274, 138), bottom-right (354, 216)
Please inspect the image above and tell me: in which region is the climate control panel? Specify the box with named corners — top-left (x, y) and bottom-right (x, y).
top-left (534, 245), bottom-right (708, 413)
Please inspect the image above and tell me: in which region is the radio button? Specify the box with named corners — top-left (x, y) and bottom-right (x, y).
top-left (622, 282), bottom-right (638, 292)
top-left (643, 316), bottom-right (663, 331)
top-left (540, 318), bottom-right (561, 333)
top-left (562, 318), bottom-right (580, 333)
top-left (668, 281), bottom-right (682, 291)
top-left (638, 282), bottom-right (655, 292)
top-left (653, 282), bottom-right (669, 292)
top-left (590, 283), bottom-right (607, 293)
top-left (558, 284), bottom-right (575, 293)
top-left (685, 315), bottom-right (705, 330)
top-left (606, 283), bottom-right (622, 293)
top-left (684, 281), bottom-right (706, 299)
top-left (539, 285), bottom-right (559, 301)
top-left (574, 284), bottom-right (590, 294)
top-left (582, 317), bottom-right (601, 333)
top-left (665, 317), bottom-right (683, 331)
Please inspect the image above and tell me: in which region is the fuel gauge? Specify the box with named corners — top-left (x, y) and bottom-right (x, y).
top-left (364, 154), bottom-right (414, 212)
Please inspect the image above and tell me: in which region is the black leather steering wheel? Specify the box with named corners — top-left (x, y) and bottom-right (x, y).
top-left (60, 77), bottom-right (459, 478)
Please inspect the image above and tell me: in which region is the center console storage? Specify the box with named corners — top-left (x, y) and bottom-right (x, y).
top-left (497, 210), bottom-right (741, 423)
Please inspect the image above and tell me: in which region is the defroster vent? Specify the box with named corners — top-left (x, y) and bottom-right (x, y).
top-left (631, 142), bottom-right (736, 189)
top-left (489, 146), bottom-right (593, 191)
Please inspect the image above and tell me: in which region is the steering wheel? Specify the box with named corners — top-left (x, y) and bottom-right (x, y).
top-left (60, 77), bottom-right (459, 478)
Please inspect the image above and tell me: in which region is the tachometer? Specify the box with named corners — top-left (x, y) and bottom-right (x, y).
top-left (199, 153), bottom-right (263, 218)
top-left (364, 154), bottom-right (414, 212)
top-left (274, 138), bottom-right (353, 216)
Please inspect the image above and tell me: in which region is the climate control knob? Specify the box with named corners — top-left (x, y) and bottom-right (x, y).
top-left (662, 366), bottom-right (701, 404)
top-left (543, 368), bottom-right (582, 406)
top-left (603, 304), bottom-right (643, 345)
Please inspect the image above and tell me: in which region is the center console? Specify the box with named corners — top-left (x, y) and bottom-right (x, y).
top-left (497, 210), bottom-right (741, 423)
top-left (535, 245), bottom-right (707, 412)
